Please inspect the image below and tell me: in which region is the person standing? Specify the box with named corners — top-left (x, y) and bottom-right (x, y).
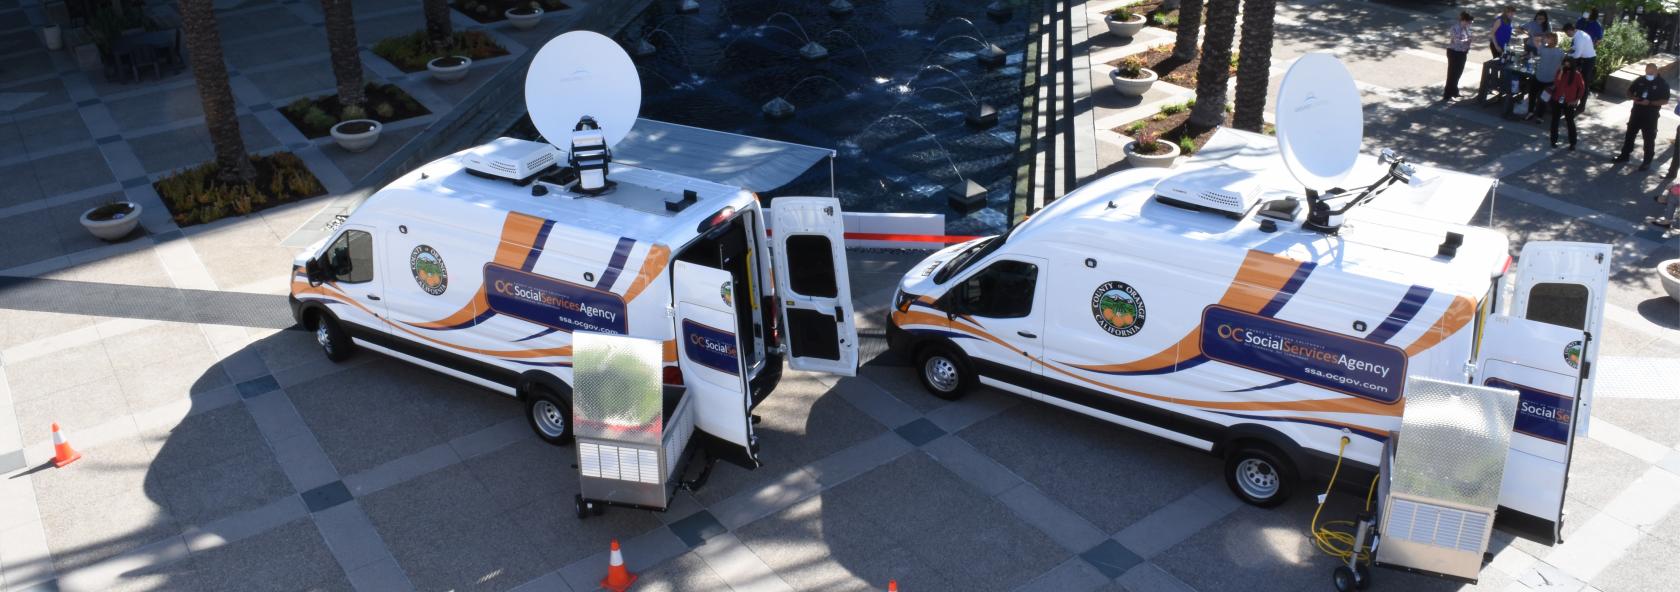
top-left (1522, 11), bottom-right (1550, 53)
top-left (1550, 58), bottom-right (1585, 149)
top-left (1528, 33), bottom-right (1564, 121)
top-left (1576, 8), bottom-right (1604, 44)
top-left (1615, 63), bottom-right (1670, 171)
top-left (1562, 21), bottom-right (1596, 110)
top-left (1445, 12), bottom-right (1474, 100)
top-left (1666, 99), bottom-right (1680, 178)
top-left (1490, 6), bottom-right (1515, 58)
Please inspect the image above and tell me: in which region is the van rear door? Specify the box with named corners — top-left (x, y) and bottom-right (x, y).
top-left (1476, 240), bottom-right (1610, 545)
top-left (767, 197), bottom-right (858, 376)
top-left (673, 260), bottom-right (759, 469)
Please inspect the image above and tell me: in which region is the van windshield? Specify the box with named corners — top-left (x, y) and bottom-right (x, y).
top-left (934, 236), bottom-right (1002, 283)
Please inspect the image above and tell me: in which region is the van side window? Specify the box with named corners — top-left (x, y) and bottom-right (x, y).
top-left (785, 235), bottom-right (837, 297)
top-left (1526, 282), bottom-right (1588, 330)
top-left (327, 230), bottom-right (375, 284)
top-left (955, 260), bottom-right (1037, 318)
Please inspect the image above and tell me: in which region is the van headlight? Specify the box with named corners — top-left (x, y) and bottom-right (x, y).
top-left (894, 289), bottom-right (915, 312)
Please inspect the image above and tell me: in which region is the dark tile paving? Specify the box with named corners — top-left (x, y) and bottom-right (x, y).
top-left (669, 510), bottom-right (726, 548)
top-left (237, 375), bottom-right (280, 398)
top-left (737, 452), bottom-right (1067, 592)
top-left (187, 517), bottom-right (354, 592)
top-left (0, 157), bottom-right (44, 208)
top-left (223, 29), bottom-right (328, 71)
top-left (13, 108), bottom-right (91, 155)
top-left (127, 114), bottom-right (280, 174)
top-left (28, 146), bottom-right (113, 198)
top-left (961, 402), bottom-right (1219, 533)
top-left (140, 405), bottom-right (296, 524)
top-left (102, 84), bottom-right (205, 130)
top-left (243, 59), bottom-right (341, 104)
top-left (1080, 540), bottom-right (1141, 578)
top-left (1504, 147), bottom-right (1677, 227)
top-left (360, 465), bottom-right (555, 592)
top-left (893, 417), bottom-right (946, 446)
top-left (326, 125), bottom-right (423, 183)
top-left (301, 481), bottom-right (353, 512)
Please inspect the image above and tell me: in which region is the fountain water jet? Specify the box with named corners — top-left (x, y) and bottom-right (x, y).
top-left (761, 75), bottom-right (856, 119)
top-left (821, 29), bottom-right (889, 83)
top-left (930, 19), bottom-right (1008, 68)
top-left (850, 114), bottom-right (988, 213)
top-left (756, 12), bottom-right (828, 60)
top-left (828, 0), bottom-right (854, 16)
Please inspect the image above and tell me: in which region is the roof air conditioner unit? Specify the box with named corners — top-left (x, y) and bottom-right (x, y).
top-left (462, 137), bottom-right (559, 185)
top-left (1152, 164), bottom-right (1266, 219)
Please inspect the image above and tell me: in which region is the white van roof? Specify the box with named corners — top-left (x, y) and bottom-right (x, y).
top-left (363, 147), bottom-right (755, 247)
top-left (1013, 130), bottom-right (1509, 299)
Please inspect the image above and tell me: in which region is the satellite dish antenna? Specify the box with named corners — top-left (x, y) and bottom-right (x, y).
top-left (1274, 53), bottom-right (1362, 193)
top-left (524, 30), bottom-right (641, 159)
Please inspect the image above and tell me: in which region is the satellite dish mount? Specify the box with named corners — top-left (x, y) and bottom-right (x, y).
top-left (569, 116), bottom-right (615, 195)
top-left (524, 31), bottom-right (641, 197)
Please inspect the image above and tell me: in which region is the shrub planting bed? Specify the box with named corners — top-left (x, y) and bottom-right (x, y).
top-left (452, 0), bottom-right (568, 23)
top-left (1115, 99), bottom-right (1273, 156)
top-left (154, 152), bottom-right (326, 226)
top-left (372, 30), bottom-right (509, 73)
top-left (1110, 43), bottom-right (1236, 89)
top-left (280, 82), bottom-right (430, 139)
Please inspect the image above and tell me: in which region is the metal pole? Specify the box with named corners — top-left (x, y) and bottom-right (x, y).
top-left (829, 154), bottom-right (836, 198)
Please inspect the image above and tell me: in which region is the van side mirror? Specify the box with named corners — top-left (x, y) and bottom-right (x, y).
top-left (305, 258), bottom-right (324, 287)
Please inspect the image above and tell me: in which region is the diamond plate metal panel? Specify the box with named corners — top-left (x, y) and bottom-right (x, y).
top-left (572, 332), bottom-right (664, 446)
top-left (1391, 377), bottom-right (1520, 510)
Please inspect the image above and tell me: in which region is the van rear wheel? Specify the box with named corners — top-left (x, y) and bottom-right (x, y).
top-left (1224, 443), bottom-right (1297, 508)
top-left (313, 313), bottom-right (353, 362)
top-left (916, 344), bottom-right (972, 401)
top-left (524, 386), bottom-right (573, 446)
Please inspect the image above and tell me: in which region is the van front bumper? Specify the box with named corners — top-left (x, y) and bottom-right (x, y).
top-left (288, 294), bottom-right (303, 325)
top-left (885, 313), bottom-right (913, 357)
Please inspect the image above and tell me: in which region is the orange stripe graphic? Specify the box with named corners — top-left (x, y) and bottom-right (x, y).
top-left (1403, 295), bottom-right (1476, 357)
top-left (622, 244), bottom-right (671, 304)
top-left (295, 282), bottom-right (573, 359)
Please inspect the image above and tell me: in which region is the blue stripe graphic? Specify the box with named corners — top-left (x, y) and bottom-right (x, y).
top-left (1257, 262), bottom-right (1317, 318)
top-left (1366, 285), bottom-right (1433, 344)
top-left (595, 237), bottom-right (637, 291)
top-left (513, 327), bottom-right (560, 342)
top-left (521, 220), bottom-right (556, 272)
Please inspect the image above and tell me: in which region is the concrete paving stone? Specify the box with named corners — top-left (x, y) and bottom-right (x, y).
top-left (181, 495), bottom-right (308, 553)
top-left (691, 371), bottom-right (883, 505)
top-left (301, 480), bottom-right (353, 513)
top-left (1518, 560), bottom-right (1589, 592)
top-left (1363, 101), bottom-right (1533, 174)
top-left (1014, 556), bottom-right (1110, 592)
top-left (0, 214), bottom-right (60, 270)
top-left (327, 124), bottom-right (424, 183)
top-left (0, 157), bottom-right (44, 209)
top-left (0, 117), bottom-right (30, 161)
top-left (1115, 562), bottom-right (1195, 592)
top-left (344, 555), bottom-right (413, 592)
top-left (40, 241), bottom-right (173, 288)
top-left (446, 416), bottom-right (525, 461)
top-left (192, 245), bottom-right (308, 306)
top-left (216, 4), bottom-right (308, 38)
top-left (1588, 397), bottom-right (1680, 452)
top-left (100, 322), bottom-right (213, 364)
top-left (223, 28), bottom-right (331, 72)
top-left (14, 108), bottom-right (92, 156)
top-left (0, 48), bottom-right (55, 80)
top-left (619, 550), bottom-right (733, 592)
top-left (856, 362), bottom-right (943, 413)
top-left (892, 417), bottom-right (945, 446)
top-left (356, 11), bottom-right (423, 45)
top-left (960, 401), bottom-right (1220, 533)
top-left (922, 386), bottom-right (1019, 434)
top-left (825, 374), bottom-right (919, 429)
top-left (708, 465), bottom-right (824, 531)
top-left (127, 114), bottom-right (279, 175)
top-left (309, 500), bottom-right (392, 574)
top-left (249, 329), bottom-right (328, 374)
top-left (241, 59), bottom-right (336, 108)
top-left (150, 447), bottom-right (294, 527)
top-left (188, 517), bottom-right (353, 592)
top-left (1079, 540), bottom-right (1142, 579)
top-left (732, 496), bottom-right (943, 592)
top-left (1504, 150), bottom-right (1675, 229)
top-left (428, 61), bottom-right (509, 104)
top-left (286, 358), bottom-right (479, 475)
top-left (58, 534), bottom-right (193, 592)
top-left (1113, 481), bottom-right (1236, 558)
top-left (462, 437), bottom-right (666, 564)
top-left (112, 351), bottom-right (231, 413)
top-left (997, 482), bottom-right (1108, 553)
top-left (669, 510), bottom-right (727, 548)
top-left (343, 442), bottom-right (459, 497)
top-left (0, 77), bottom-right (71, 116)
top-left (359, 464), bottom-right (549, 592)
top-left (101, 85), bottom-right (205, 132)
top-left (11, 376), bottom-right (128, 444)
top-left (137, 403), bottom-right (269, 474)
top-left (919, 434), bottom-right (1023, 497)
top-left (37, 484), bottom-right (178, 576)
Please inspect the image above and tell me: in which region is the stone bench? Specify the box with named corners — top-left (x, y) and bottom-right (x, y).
top-left (1606, 53), bottom-right (1678, 98)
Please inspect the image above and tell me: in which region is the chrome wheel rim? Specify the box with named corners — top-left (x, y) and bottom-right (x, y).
top-left (533, 400), bottom-right (566, 438)
top-left (924, 356), bottom-right (959, 392)
top-left (1236, 458), bottom-right (1279, 499)
top-left (316, 323), bottom-right (332, 352)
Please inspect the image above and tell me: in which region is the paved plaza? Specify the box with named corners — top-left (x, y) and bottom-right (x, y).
top-left (1, 0), bottom-right (1678, 591)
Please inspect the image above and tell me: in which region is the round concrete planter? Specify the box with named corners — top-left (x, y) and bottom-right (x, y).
top-left (1105, 13), bottom-right (1146, 39)
top-left (1659, 259), bottom-right (1680, 303)
top-left (43, 25), bottom-right (62, 51)
top-left (80, 202), bottom-right (142, 241)
top-left (1109, 67), bottom-right (1157, 97)
top-left (1125, 139), bottom-right (1180, 168)
top-left (505, 7), bottom-right (543, 30)
top-left (331, 119), bottom-right (382, 153)
top-left (427, 55), bottom-right (472, 83)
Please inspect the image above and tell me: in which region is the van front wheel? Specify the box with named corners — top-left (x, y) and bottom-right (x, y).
top-left (314, 314), bottom-right (353, 362)
top-left (1224, 443), bottom-right (1297, 507)
top-left (524, 386), bottom-right (574, 446)
top-left (916, 344), bottom-right (972, 401)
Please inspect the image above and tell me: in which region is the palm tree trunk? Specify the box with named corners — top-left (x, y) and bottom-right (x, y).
top-left (1188, 0), bottom-right (1238, 133)
top-left (1174, 0), bottom-right (1204, 61)
top-left (1232, 0), bottom-right (1275, 132)
top-left (424, 0), bottom-right (453, 52)
top-left (179, 0), bottom-right (253, 182)
top-left (320, 0), bottom-right (365, 113)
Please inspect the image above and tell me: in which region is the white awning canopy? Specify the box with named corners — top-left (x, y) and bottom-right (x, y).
top-left (612, 119), bottom-right (836, 193)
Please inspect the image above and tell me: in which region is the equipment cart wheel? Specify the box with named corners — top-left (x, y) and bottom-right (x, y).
top-left (575, 494), bottom-right (589, 520)
top-left (1354, 564), bottom-right (1371, 589)
top-left (1332, 566), bottom-right (1355, 592)
top-left (1223, 442), bottom-right (1298, 507)
top-left (916, 343), bottom-right (973, 400)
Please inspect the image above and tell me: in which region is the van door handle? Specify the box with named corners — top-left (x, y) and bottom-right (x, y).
top-left (367, 294), bottom-right (381, 301)
top-left (1017, 331), bottom-right (1037, 339)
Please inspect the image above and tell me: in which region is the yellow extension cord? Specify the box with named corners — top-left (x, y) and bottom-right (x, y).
top-left (1309, 436), bottom-right (1380, 563)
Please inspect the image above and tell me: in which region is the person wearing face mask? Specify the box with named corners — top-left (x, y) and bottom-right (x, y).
top-left (1550, 58), bottom-right (1585, 149)
top-left (1527, 33), bottom-right (1564, 121)
top-left (1445, 12), bottom-right (1474, 100)
top-left (1522, 11), bottom-right (1550, 53)
top-left (1562, 21), bottom-right (1596, 110)
top-left (1615, 63), bottom-right (1669, 171)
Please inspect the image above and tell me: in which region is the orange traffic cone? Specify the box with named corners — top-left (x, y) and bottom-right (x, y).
top-left (601, 539), bottom-right (637, 592)
top-left (51, 423), bottom-right (82, 467)
top-left (888, 580), bottom-right (899, 591)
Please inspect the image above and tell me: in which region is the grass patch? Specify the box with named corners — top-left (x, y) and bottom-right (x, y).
top-left (154, 152), bottom-right (326, 227)
top-left (372, 30), bottom-right (510, 73)
top-left (453, 0), bottom-right (569, 23)
top-left (279, 82), bottom-right (430, 139)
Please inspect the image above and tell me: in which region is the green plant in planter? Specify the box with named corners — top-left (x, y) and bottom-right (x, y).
top-left (1595, 21), bottom-right (1650, 88)
top-left (1178, 136), bottom-right (1196, 155)
top-left (1125, 120), bottom-right (1147, 134)
top-left (302, 107), bottom-right (336, 134)
top-left (341, 105), bottom-right (367, 121)
top-left (375, 102), bottom-right (396, 119)
top-left (1152, 13), bottom-right (1178, 28)
top-left (1159, 101), bottom-right (1187, 115)
top-left (1134, 131), bottom-right (1168, 155)
top-left (1107, 4), bottom-right (1138, 21)
top-left (1117, 56), bottom-right (1147, 79)
top-left (85, 200), bottom-right (134, 222)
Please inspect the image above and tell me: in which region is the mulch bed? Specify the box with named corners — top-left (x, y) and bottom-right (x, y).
top-left (153, 152), bottom-right (326, 227)
top-left (1130, 1), bottom-right (1184, 31)
top-left (280, 82), bottom-right (431, 139)
top-left (452, 0), bottom-right (568, 23)
top-left (1114, 103), bottom-right (1273, 156)
top-left (1109, 42), bottom-right (1234, 90)
top-left (372, 30), bottom-right (509, 73)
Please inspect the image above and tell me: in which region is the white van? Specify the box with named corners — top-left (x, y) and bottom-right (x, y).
top-left (288, 138), bottom-right (858, 469)
top-left (886, 128), bottom-right (1608, 544)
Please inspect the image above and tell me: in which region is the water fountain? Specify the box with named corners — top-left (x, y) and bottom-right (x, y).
top-left (849, 114), bottom-right (987, 214)
top-left (987, 1), bottom-right (1012, 21)
top-left (756, 12), bottom-right (827, 60)
top-left (898, 65), bottom-right (997, 129)
top-left (677, 0), bottom-right (699, 15)
top-left (761, 75), bottom-right (856, 119)
top-left (828, 0), bottom-right (853, 16)
top-left (933, 18), bottom-right (1008, 68)
top-left (821, 29), bottom-right (890, 84)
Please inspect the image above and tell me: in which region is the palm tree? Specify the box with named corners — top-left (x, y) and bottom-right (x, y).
top-left (179, 0), bottom-right (253, 182)
top-left (1232, 0), bottom-right (1275, 132)
top-left (1188, 0), bottom-right (1238, 133)
top-left (1173, 0), bottom-right (1204, 61)
top-left (320, 0), bottom-right (366, 114)
top-left (424, 0), bottom-right (453, 52)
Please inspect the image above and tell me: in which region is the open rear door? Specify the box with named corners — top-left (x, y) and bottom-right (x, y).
top-left (673, 260), bottom-right (758, 469)
top-left (768, 197), bottom-right (858, 376)
top-left (1478, 240), bottom-right (1610, 545)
